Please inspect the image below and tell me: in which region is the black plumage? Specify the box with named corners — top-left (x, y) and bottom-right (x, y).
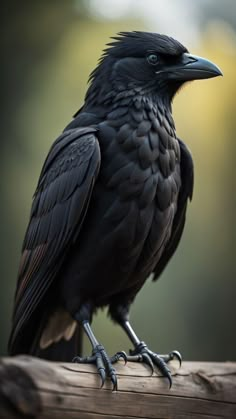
top-left (8, 31), bottom-right (222, 389)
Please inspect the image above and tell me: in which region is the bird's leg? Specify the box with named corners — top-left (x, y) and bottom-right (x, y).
top-left (72, 304), bottom-right (124, 390)
top-left (110, 304), bottom-right (181, 388)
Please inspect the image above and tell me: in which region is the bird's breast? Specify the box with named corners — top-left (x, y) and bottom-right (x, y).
top-left (98, 99), bottom-right (181, 211)
top-left (59, 102), bottom-right (182, 303)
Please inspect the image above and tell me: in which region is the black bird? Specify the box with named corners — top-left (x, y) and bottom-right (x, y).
top-left (8, 31), bottom-right (222, 389)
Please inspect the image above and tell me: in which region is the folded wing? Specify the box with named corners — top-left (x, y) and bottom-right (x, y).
top-left (8, 127), bottom-right (101, 354)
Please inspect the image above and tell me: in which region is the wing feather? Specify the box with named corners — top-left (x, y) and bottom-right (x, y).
top-left (9, 127), bottom-right (100, 354)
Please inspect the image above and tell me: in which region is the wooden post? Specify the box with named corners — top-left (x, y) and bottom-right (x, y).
top-left (0, 356), bottom-right (235, 418)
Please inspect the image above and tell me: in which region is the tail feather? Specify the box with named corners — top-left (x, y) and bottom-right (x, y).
top-left (9, 307), bottom-right (83, 362)
top-left (33, 325), bottom-right (83, 362)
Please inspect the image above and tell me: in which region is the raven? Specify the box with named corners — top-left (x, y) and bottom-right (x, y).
top-left (8, 31), bottom-right (222, 389)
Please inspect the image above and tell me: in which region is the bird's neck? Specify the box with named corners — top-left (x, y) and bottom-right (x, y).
top-left (85, 83), bottom-right (175, 134)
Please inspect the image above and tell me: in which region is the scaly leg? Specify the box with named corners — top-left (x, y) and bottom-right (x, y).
top-left (72, 304), bottom-right (124, 390)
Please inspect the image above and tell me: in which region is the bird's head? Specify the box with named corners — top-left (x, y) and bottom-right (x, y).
top-left (86, 31), bottom-right (222, 107)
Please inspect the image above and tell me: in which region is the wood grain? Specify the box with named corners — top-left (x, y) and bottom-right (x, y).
top-left (0, 356), bottom-right (235, 418)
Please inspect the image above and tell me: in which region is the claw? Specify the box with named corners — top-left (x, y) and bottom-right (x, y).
top-left (118, 351), bottom-right (128, 365)
top-left (155, 356), bottom-right (172, 388)
top-left (99, 368), bottom-right (106, 388)
top-left (110, 373), bottom-right (118, 391)
top-left (142, 352), bottom-right (154, 375)
top-left (166, 370), bottom-right (173, 389)
top-left (111, 351), bottom-right (127, 365)
top-left (159, 350), bottom-right (182, 368)
top-left (171, 350), bottom-right (182, 367)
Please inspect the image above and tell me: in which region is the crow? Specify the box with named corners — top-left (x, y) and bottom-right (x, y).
top-left (8, 31), bottom-right (222, 390)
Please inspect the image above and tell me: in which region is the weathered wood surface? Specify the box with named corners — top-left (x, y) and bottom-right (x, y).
top-left (0, 356), bottom-right (235, 419)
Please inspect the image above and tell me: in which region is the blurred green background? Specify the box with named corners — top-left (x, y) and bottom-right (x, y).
top-left (1, 0), bottom-right (235, 361)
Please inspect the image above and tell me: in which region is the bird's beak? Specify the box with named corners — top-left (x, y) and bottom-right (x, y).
top-left (164, 53), bottom-right (223, 81)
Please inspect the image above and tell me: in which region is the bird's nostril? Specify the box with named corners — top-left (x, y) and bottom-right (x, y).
top-left (181, 54), bottom-right (198, 66)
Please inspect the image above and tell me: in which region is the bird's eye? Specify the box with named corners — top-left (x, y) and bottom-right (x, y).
top-left (147, 53), bottom-right (159, 65)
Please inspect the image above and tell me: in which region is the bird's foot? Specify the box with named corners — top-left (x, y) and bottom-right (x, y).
top-left (120, 341), bottom-right (182, 388)
top-left (73, 344), bottom-right (125, 390)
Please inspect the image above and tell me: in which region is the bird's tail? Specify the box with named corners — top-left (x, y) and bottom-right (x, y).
top-left (29, 308), bottom-right (83, 362)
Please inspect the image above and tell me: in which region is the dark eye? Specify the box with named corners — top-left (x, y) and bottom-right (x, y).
top-left (147, 53), bottom-right (159, 65)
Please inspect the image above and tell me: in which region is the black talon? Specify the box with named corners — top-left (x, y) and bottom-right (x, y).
top-left (99, 368), bottom-right (106, 388)
top-left (166, 370), bottom-right (173, 389)
top-left (111, 351), bottom-right (127, 365)
top-left (156, 358), bottom-right (172, 385)
top-left (110, 373), bottom-right (118, 391)
top-left (159, 350), bottom-right (182, 367)
top-left (142, 352), bottom-right (154, 375)
top-left (119, 351), bottom-right (128, 365)
top-left (171, 350), bottom-right (182, 367)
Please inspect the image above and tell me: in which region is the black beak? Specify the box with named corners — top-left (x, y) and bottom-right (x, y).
top-left (163, 53), bottom-right (223, 81)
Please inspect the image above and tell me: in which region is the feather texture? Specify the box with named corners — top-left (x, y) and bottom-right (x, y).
top-left (9, 128), bottom-right (100, 354)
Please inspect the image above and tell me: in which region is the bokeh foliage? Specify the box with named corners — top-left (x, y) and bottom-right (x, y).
top-left (1, 0), bottom-right (235, 360)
